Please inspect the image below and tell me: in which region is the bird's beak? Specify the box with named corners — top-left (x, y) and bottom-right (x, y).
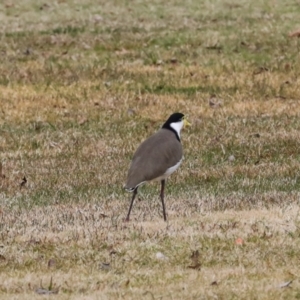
top-left (183, 118), bottom-right (191, 128)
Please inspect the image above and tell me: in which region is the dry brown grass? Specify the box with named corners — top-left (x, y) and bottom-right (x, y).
top-left (1, 201), bottom-right (299, 299)
top-left (1, 0), bottom-right (300, 298)
top-left (0, 202), bottom-right (299, 299)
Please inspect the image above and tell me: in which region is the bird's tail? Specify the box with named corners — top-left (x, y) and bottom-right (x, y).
top-left (124, 185), bottom-right (135, 192)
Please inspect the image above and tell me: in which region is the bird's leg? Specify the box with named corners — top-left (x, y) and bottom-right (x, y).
top-left (160, 180), bottom-right (167, 221)
top-left (125, 188), bottom-right (138, 221)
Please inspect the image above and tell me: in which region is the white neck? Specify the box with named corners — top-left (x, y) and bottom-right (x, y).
top-left (170, 120), bottom-right (184, 138)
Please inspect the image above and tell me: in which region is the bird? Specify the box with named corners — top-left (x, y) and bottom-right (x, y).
top-left (124, 112), bottom-right (191, 221)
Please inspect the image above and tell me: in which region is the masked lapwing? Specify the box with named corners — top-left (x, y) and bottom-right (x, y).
top-left (124, 112), bottom-right (191, 221)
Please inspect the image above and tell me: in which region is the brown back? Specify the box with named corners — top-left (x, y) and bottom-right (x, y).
top-left (125, 129), bottom-right (182, 189)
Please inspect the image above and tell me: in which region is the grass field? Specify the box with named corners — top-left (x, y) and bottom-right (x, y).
top-left (1, 0), bottom-right (300, 298)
